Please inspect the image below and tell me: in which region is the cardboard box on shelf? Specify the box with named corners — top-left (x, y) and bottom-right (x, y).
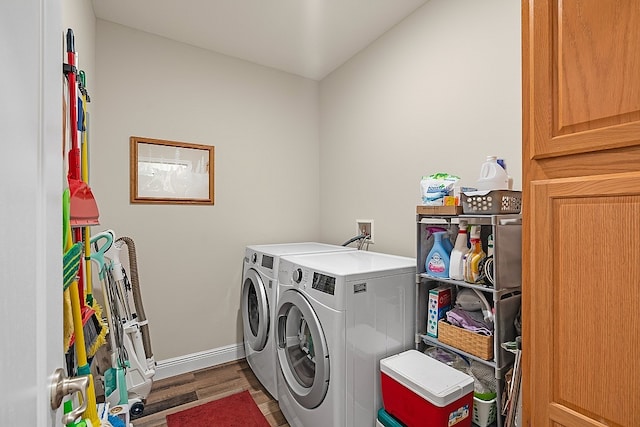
top-left (427, 286), bottom-right (452, 338)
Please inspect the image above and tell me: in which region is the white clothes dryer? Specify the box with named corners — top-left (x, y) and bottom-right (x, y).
top-left (275, 251), bottom-right (416, 427)
top-left (241, 243), bottom-right (355, 400)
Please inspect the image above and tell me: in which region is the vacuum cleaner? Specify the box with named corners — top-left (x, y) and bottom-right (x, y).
top-left (91, 230), bottom-right (156, 420)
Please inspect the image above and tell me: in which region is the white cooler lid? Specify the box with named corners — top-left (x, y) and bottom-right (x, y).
top-left (380, 350), bottom-right (474, 407)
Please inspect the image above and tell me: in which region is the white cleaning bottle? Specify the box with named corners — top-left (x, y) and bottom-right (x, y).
top-left (449, 220), bottom-right (468, 280)
top-left (476, 155), bottom-right (509, 191)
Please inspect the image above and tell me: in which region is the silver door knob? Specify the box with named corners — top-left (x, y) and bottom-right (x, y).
top-left (50, 368), bottom-right (89, 425)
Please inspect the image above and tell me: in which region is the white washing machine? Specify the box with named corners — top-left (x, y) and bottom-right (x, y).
top-left (241, 243), bottom-right (355, 400)
top-left (275, 251), bottom-right (416, 427)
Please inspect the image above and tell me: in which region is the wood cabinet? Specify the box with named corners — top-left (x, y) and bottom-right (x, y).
top-left (522, 1), bottom-right (640, 426)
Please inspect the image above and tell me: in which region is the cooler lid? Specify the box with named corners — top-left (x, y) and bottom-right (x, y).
top-left (380, 350), bottom-right (474, 407)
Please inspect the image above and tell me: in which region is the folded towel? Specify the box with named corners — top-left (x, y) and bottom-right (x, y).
top-left (446, 307), bottom-right (493, 336)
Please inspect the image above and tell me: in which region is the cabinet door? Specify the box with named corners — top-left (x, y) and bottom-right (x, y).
top-left (525, 0), bottom-right (640, 159)
top-left (529, 174), bottom-right (640, 427)
top-left (523, 1), bottom-right (640, 426)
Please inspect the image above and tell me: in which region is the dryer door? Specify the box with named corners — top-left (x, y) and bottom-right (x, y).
top-left (242, 268), bottom-right (269, 351)
top-left (276, 289), bottom-right (329, 410)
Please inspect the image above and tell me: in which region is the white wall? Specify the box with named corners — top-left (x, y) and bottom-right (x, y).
top-left (92, 21), bottom-right (321, 359)
top-left (319, 0), bottom-right (521, 257)
top-left (71, 0), bottom-right (521, 365)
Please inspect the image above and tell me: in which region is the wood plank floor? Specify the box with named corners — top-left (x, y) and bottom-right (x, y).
top-left (131, 359), bottom-right (289, 427)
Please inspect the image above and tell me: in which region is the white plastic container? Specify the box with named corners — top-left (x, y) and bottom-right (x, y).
top-left (476, 156), bottom-right (509, 191)
top-left (449, 220), bottom-right (468, 281)
top-left (472, 397), bottom-right (497, 427)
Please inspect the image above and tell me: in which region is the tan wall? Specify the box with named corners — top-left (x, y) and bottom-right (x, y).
top-left (319, 0), bottom-right (522, 257)
top-left (63, 0), bottom-right (95, 93)
top-left (91, 21), bottom-right (321, 359)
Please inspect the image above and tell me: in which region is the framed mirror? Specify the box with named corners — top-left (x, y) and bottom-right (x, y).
top-left (130, 136), bottom-right (214, 205)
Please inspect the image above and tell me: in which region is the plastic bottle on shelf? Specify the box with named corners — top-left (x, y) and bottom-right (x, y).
top-left (476, 155), bottom-right (510, 191)
top-left (449, 221), bottom-right (469, 281)
top-left (464, 226), bottom-right (486, 284)
top-left (497, 158), bottom-right (514, 190)
top-left (427, 227), bottom-right (453, 254)
top-left (425, 231), bottom-right (451, 278)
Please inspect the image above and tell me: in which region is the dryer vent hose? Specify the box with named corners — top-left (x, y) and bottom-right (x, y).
top-left (116, 236), bottom-right (153, 360)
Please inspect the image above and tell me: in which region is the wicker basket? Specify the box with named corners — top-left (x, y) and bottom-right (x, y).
top-left (437, 321), bottom-right (493, 360)
top-left (461, 190), bottom-right (522, 214)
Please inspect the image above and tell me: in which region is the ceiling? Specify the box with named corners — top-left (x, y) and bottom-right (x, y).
top-left (91, 0), bottom-right (430, 80)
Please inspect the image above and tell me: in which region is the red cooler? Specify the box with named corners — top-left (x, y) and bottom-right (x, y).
top-left (380, 350), bottom-right (474, 427)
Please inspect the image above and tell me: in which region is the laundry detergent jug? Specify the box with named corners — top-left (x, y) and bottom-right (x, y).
top-left (476, 155), bottom-right (509, 191)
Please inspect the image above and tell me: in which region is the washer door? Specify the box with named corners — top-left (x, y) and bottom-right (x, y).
top-left (276, 289), bottom-right (329, 409)
top-left (242, 268), bottom-right (269, 351)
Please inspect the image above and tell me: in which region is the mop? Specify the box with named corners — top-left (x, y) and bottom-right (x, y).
top-left (63, 187), bottom-right (102, 427)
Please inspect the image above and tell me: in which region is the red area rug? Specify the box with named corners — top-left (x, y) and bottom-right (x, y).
top-left (166, 390), bottom-right (270, 427)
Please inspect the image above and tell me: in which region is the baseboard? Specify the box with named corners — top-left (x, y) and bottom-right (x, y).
top-left (154, 343), bottom-right (245, 381)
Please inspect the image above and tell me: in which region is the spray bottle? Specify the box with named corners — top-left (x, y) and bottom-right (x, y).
top-left (427, 227), bottom-right (453, 253)
top-left (449, 220), bottom-right (469, 280)
top-left (464, 225), bottom-right (486, 284)
top-left (425, 231), bottom-right (451, 278)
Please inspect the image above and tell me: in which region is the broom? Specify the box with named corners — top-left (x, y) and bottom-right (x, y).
top-left (78, 69), bottom-right (108, 358)
top-left (64, 28), bottom-right (106, 357)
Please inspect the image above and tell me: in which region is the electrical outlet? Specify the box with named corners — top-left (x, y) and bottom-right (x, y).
top-left (356, 219), bottom-right (374, 244)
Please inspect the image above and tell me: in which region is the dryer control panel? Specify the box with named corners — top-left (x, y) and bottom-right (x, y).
top-left (312, 272), bottom-right (336, 295)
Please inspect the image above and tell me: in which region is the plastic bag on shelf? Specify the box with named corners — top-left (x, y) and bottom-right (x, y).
top-left (423, 346), bottom-right (470, 372)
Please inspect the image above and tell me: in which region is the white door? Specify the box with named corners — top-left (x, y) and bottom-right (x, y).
top-left (1, 0), bottom-right (65, 425)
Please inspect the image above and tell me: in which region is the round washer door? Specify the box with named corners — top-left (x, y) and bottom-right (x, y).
top-left (276, 289), bottom-right (329, 409)
top-left (241, 268), bottom-right (269, 351)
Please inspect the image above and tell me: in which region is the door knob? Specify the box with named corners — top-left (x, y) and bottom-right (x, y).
top-left (50, 368), bottom-right (89, 425)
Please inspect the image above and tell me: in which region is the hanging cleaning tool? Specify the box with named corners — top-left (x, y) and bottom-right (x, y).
top-left (65, 29), bottom-right (99, 228)
top-left (111, 237), bottom-right (156, 416)
top-left (115, 236), bottom-right (155, 367)
top-left (91, 230), bottom-right (129, 408)
top-left (78, 69), bottom-right (108, 358)
top-left (63, 189), bottom-right (78, 352)
top-left (63, 188), bottom-right (102, 427)
top-left (64, 28), bottom-right (106, 358)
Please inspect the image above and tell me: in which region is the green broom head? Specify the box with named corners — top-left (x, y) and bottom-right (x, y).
top-left (63, 242), bottom-right (82, 291)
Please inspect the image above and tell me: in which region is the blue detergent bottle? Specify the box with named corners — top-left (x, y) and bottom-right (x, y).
top-left (425, 231), bottom-right (451, 278)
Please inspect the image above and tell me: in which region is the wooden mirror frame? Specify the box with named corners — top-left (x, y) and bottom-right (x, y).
top-left (130, 136), bottom-right (214, 205)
